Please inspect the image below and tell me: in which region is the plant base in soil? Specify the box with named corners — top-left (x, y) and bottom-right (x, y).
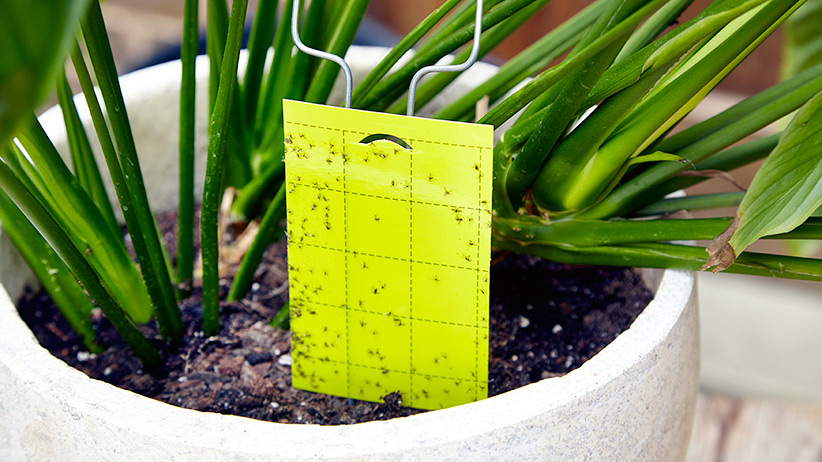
top-left (17, 211), bottom-right (651, 425)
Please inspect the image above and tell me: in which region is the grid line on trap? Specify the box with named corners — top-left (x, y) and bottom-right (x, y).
top-left (283, 100), bottom-right (492, 410)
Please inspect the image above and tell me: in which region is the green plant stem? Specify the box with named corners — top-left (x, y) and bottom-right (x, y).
top-left (351, 0), bottom-right (463, 108)
top-left (229, 157), bottom-right (284, 223)
top-left (388, 0), bottom-right (550, 116)
top-left (356, 0), bottom-right (539, 112)
top-left (14, 117), bottom-right (155, 324)
top-left (583, 0), bottom-right (773, 109)
top-left (584, 59), bottom-right (822, 219)
top-left (494, 216), bottom-right (734, 247)
top-left (270, 300), bottom-right (289, 330)
top-left (206, 0), bottom-right (229, 114)
top-left (495, 238), bottom-right (822, 281)
top-left (614, 0), bottom-right (695, 63)
top-left (80, 2), bottom-right (182, 340)
top-left (304, 0), bottom-right (369, 105)
top-left (528, 58), bottom-right (676, 211)
top-left (479, 0), bottom-right (669, 128)
top-left (0, 158), bottom-right (160, 368)
top-left (533, 1), bottom-right (801, 212)
top-left (2, 143), bottom-right (46, 200)
top-left (260, 0), bottom-right (294, 155)
top-left (433, 0), bottom-right (606, 122)
top-left (227, 183), bottom-right (285, 301)
top-left (635, 133), bottom-right (779, 204)
top-left (205, 0), bottom-right (252, 188)
top-left (55, 71), bottom-right (118, 237)
top-left (632, 192), bottom-right (745, 216)
top-left (178, 0), bottom-right (199, 298)
top-left (653, 62), bottom-right (822, 154)
top-left (243, 0), bottom-right (277, 125)
top-left (0, 186), bottom-right (99, 351)
top-left (505, 0), bottom-right (646, 210)
top-left (285, 0), bottom-right (329, 99)
top-left (201, 0), bottom-right (249, 336)
top-left (258, 0), bottom-right (326, 157)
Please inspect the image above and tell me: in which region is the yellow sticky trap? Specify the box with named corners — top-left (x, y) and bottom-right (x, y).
top-left (283, 100), bottom-right (492, 410)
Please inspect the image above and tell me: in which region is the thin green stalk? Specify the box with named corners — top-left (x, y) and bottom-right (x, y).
top-left (55, 71), bottom-right (118, 237)
top-left (257, 0), bottom-right (326, 157)
top-left (528, 58), bottom-right (676, 211)
top-left (229, 157), bottom-right (284, 222)
top-left (533, 0), bottom-right (804, 212)
top-left (635, 133), bottom-right (779, 203)
top-left (495, 238), bottom-right (822, 281)
top-left (351, 0), bottom-right (463, 107)
top-left (2, 142), bottom-right (46, 200)
top-left (255, 0), bottom-right (294, 152)
top-left (202, 0), bottom-right (249, 336)
top-left (433, 0), bottom-right (606, 122)
top-left (80, 1), bottom-right (182, 340)
top-left (14, 117), bottom-right (155, 325)
top-left (227, 183), bottom-right (285, 301)
top-left (0, 157), bottom-right (161, 368)
top-left (269, 300), bottom-right (289, 330)
top-left (287, 0), bottom-right (330, 99)
top-left (494, 216), bottom-right (734, 247)
top-left (614, 0), bottom-right (695, 63)
top-left (178, 0), bottom-right (198, 298)
top-left (303, 0), bottom-right (369, 105)
top-left (583, 60), bottom-right (822, 219)
top-left (388, 0), bottom-right (551, 116)
top-left (505, 0), bottom-right (646, 210)
top-left (0, 186), bottom-right (99, 352)
top-left (478, 0), bottom-right (670, 128)
top-left (243, 0), bottom-right (277, 125)
top-left (356, 0), bottom-right (540, 112)
top-left (583, 0), bottom-right (773, 109)
top-left (206, 0), bottom-right (229, 114)
top-left (205, 0), bottom-right (252, 188)
top-left (632, 192), bottom-right (745, 216)
top-left (415, 0), bottom-right (503, 57)
top-left (653, 62), bottom-right (822, 154)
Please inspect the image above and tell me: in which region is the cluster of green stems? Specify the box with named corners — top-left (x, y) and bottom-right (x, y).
top-left (1, 0), bottom-right (822, 368)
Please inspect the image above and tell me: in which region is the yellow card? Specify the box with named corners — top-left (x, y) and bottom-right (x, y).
top-left (283, 100), bottom-right (492, 410)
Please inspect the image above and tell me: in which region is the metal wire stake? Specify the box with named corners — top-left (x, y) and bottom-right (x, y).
top-left (407, 0), bottom-right (483, 117)
top-left (291, 0), bottom-right (353, 108)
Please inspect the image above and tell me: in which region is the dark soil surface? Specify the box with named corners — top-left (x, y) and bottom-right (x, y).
top-left (17, 211), bottom-right (652, 425)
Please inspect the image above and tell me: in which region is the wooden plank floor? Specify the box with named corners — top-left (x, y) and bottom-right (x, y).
top-left (688, 393), bottom-right (822, 462)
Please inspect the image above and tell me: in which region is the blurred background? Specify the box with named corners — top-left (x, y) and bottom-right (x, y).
top-left (71, 1), bottom-right (822, 459)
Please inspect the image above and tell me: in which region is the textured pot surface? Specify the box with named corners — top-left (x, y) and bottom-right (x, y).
top-left (0, 47), bottom-right (699, 461)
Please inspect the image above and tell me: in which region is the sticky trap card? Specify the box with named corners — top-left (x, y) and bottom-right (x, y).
top-left (283, 100), bottom-right (492, 410)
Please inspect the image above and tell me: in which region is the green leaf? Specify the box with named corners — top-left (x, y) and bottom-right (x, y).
top-left (0, 187), bottom-right (99, 351)
top-left (781, 0), bottom-right (822, 79)
top-left (705, 89), bottom-right (822, 271)
top-left (0, 0), bottom-right (90, 143)
top-left (625, 151), bottom-right (683, 167)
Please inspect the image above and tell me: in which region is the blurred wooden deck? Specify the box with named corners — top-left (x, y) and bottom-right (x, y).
top-left (688, 394), bottom-right (822, 462)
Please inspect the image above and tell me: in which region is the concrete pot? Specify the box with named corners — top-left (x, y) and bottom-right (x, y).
top-left (0, 47), bottom-right (699, 461)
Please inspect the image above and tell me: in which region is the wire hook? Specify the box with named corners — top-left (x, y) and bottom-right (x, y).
top-left (407, 0), bottom-right (483, 116)
top-left (291, 0), bottom-right (353, 108)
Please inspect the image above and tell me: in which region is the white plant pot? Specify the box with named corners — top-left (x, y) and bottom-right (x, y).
top-left (0, 47), bottom-right (699, 461)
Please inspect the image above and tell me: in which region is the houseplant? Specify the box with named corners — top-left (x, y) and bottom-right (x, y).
top-left (1, 49), bottom-right (699, 460)
top-left (1, 0), bottom-right (821, 459)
